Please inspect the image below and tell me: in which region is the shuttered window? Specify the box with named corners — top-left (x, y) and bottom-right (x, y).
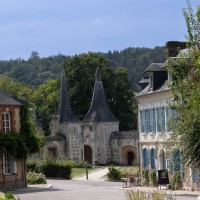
top-left (152, 108), bottom-right (156, 133)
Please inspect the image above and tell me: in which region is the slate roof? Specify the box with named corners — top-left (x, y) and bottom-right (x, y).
top-left (144, 63), bottom-right (166, 73)
top-left (135, 82), bottom-right (169, 98)
top-left (58, 68), bottom-right (80, 123)
top-left (0, 90), bottom-right (22, 105)
top-left (82, 68), bottom-right (118, 122)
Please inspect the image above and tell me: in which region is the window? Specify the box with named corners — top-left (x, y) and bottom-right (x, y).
top-left (3, 153), bottom-right (16, 175)
top-left (149, 74), bottom-right (153, 90)
top-left (2, 112), bottom-right (11, 133)
top-left (144, 110), bottom-right (150, 133)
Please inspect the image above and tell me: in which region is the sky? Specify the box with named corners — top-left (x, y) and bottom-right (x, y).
top-left (0, 0), bottom-right (199, 60)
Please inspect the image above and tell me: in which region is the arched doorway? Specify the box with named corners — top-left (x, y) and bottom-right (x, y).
top-left (122, 146), bottom-right (137, 165)
top-left (84, 145), bottom-right (93, 164)
top-left (128, 151), bottom-right (134, 165)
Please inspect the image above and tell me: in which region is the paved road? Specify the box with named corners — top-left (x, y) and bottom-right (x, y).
top-left (14, 179), bottom-right (125, 200)
top-left (13, 179), bottom-right (198, 200)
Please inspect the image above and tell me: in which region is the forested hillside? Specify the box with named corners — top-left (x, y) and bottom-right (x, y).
top-left (0, 46), bottom-right (166, 91)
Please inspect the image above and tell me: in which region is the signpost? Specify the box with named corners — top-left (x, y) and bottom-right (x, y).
top-left (157, 170), bottom-right (169, 189)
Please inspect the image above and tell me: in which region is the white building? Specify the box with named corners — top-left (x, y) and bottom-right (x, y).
top-left (135, 41), bottom-right (200, 190)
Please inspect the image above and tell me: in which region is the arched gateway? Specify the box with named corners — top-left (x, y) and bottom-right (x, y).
top-left (84, 145), bottom-right (93, 164)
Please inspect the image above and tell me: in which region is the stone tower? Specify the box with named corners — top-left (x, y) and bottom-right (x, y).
top-left (49, 68), bottom-right (82, 161)
top-left (82, 68), bottom-right (119, 165)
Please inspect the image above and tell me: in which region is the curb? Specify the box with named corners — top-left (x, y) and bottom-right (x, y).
top-left (8, 184), bottom-right (52, 193)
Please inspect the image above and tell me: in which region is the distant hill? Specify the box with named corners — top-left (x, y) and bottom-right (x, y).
top-left (0, 46), bottom-right (166, 91)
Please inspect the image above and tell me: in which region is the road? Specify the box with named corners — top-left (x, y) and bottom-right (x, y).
top-left (13, 179), bottom-right (198, 200)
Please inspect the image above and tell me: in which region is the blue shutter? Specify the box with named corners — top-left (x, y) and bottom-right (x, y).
top-left (140, 110), bottom-right (143, 133)
top-left (150, 149), bottom-right (155, 169)
top-left (166, 107), bottom-right (169, 130)
top-left (192, 163), bottom-right (199, 182)
top-left (148, 110), bottom-right (151, 132)
top-left (156, 108), bottom-right (160, 132)
top-left (142, 148), bottom-right (147, 168)
top-left (152, 108), bottom-right (156, 133)
top-left (144, 110), bottom-right (148, 133)
top-left (161, 107), bottom-right (165, 131)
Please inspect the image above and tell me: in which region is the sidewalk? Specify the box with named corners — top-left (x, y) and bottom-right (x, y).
top-left (72, 167), bottom-right (108, 181)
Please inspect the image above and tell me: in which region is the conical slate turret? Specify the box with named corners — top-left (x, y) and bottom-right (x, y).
top-left (58, 68), bottom-right (80, 123)
top-left (83, 67), bottom-right (118, 122)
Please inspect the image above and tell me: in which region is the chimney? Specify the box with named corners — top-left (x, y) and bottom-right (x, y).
top-left (165, 41), bottom-right (187, 57)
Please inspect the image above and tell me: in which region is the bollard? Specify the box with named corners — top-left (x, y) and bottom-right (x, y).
top-left (86, 166), bottom-right (88, 180)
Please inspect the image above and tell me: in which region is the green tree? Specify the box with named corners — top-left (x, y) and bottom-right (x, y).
top-left (167, 2), bottom-right (200, 163)
top-left (0, 76), bottom-right (33, 99)
top-left (64, 52), bottom-right (136, 130)
top-left (33, 79), bottom-right (60, 135)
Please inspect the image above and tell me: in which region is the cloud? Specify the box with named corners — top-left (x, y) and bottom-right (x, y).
top-left (94, 18), bottom-right (104, 26)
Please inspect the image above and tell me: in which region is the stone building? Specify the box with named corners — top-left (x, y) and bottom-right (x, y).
top-left (47, 68), bottom-right (138, 165)
top-left (0, 90), bottom-right (26, 190)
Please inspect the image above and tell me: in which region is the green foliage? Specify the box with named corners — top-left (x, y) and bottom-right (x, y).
top-left (149, 169), bottom-right (157, 187)
top-left (40, 160), bottom-right (72, 179)
top-left (106, 165), bottom-right (122, 181)
top-left (0, 132), bottom-right (28, 159)
top-left (33, 79), bottom-right (59, 135)
top-left (142, 168), bottom-right (149, 186)
top-left (0, 192), bottom-right (19, 200)
top-left (167, 1), bottom-right (200, 164)
top-left (0, 76), bottom-right (33, 100)
top-left (27, 171), bottom-right (47, 184)
top-left (26, 160), bottom-right (41, 173)
top-left (119, 166), bottom-right (139, 178)
top-left (20, 105), bottom-right (42, 154)
top-left (171, 171), bottom-right (182, 190)
top-left (64, 53), bottom-right (135, 130)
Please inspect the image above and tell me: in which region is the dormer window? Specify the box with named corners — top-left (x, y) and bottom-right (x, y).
top-left (2, 112), bottom-right (11, 133)
top-left (149, 74), bottom-right (153, 90)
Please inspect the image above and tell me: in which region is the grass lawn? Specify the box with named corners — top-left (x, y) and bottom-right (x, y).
top-left (118, 166), bottom-right (139, 177)
top-left (71, 167), bottom-right (105, 178)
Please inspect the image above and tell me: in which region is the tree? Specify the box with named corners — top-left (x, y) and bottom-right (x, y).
top-left (30, 51), bottom-right (40, 60)
top-left (0, 76), bottom-right (33, 100)
top-left (33, 79), bottom-right (60, 135)
top-left (63, 52), bottom-right (136, 130)
top-left (167, 1), bottom-right (200, 163)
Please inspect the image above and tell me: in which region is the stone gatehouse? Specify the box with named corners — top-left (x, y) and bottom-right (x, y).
top-left (45, 68), bottom-right (138, 165)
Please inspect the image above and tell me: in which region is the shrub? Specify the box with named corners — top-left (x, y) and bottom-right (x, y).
top-left (40, 161), bottom-right (72, 179)
top-left (171, 171), bottom-right (182, 190)
top-left (27, 171), bottom-right (46, 184)
top-left (106, 165), bottom-right (122, 181)
top-left (149, 169), bottom-right (157, 187)
top-left (26, 160), bottom-right (41, 173)
top-left (0, 192), bottom-right (19, 200)
top-left (142, 168), bottom-right (149, 186)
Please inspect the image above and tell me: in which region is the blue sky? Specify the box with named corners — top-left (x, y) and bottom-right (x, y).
top-left (0, 0), bottom-right (199, 60)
